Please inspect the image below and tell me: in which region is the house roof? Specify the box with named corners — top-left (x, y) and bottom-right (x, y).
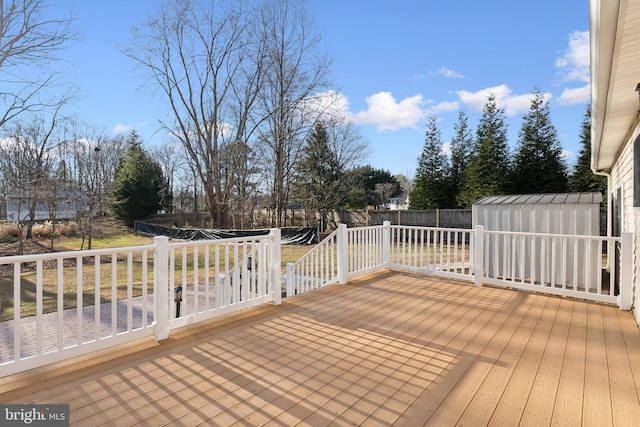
top-left (590, 0), bottom-right (640, 172)
top-left (473, 192), bottom-right (603, 206)
top-left (389, 193), bottom-right (408, 201)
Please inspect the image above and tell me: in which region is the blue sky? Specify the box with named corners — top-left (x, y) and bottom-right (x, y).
top-left (58, 0), bottom-right (589, 178)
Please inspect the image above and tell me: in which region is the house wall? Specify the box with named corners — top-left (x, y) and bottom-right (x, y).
top-left (609, 126), bottom-right (640, 325)
top-left (5, 198), bottom-right (86, 222)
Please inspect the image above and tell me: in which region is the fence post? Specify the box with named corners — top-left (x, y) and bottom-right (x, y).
top-left (270, 228), bottom-right (282, 304)
top-left (619, 232), bottom-right (633, 310)
top-left (473, 225), bottom-right (484, 286)
top-left (154, 236), bottom-right (169, 340)
top-left (383, 220), bottom-right (391, 266)
top-left (337, 224), bottom-right (349, 284)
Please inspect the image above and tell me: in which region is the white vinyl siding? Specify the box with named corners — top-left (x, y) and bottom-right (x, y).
top-left (610, 126), bottom-right (640, 324)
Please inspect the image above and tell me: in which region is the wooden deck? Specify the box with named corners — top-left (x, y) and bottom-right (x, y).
top-left (2, 271), bottom-right (640, 426)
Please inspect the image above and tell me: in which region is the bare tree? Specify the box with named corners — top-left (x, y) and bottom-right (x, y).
top-left (124, 0), bottom-right (267, 228)
top-left (61, 122), bottom-right (126, 248)
top-left (256, 0), bottom-right (332, 227)
top-left (374, 183), bottom-right (396, 209)
top-left (0, 109), bottom-right (64, 251)
top-left (150, 140), bottom-right (187, 214)
top-left (0, 0), bottom-right (77, 128)
top-left (325, 120), bottom-right (369, 171)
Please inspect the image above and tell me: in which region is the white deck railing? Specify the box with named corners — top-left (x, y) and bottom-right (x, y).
top-left (0, 230), bottom-right (281, 376)
top-left (1, 222), bottom-right (632, 377)
top-left (387, 225), bottom-right (474, 282)
top-left (478, 228), bottom-right (631, 307)
top-left (286, 222), bottom-right (633, 311)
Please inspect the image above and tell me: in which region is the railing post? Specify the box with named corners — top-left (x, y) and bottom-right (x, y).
top-left (154, 236), bottom-right (169, 340)
top-left (337, 224), bottom-right (349, 284)
top-left (619, 232), bottom-right (633, 310)
top-left (474, 225), bottom-right (484, 286)
top-left (383, 220), bottom-right (391, 266)
top-left (270, 228), bottom-right (282, 304)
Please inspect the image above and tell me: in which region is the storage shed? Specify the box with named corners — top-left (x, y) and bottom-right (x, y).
top-left (472, 192), bottom-right (602, 235)
top-left (472, 192), bottom-right (603, 289)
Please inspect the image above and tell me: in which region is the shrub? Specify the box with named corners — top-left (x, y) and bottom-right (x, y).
top-left (0, 222), bottom-right (20, 239)
top-left (31, 221), bottom-right (80, 238)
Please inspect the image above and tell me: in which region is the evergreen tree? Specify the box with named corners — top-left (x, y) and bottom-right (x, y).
top-left (410, 116), bottom-right (451, 209)
top-left (342, 165), bottom-right (401, 209)
top-left (294, 123), bottom-right (345, 229)
top-left (511, 89), bottom-right (568, 194)
top-left (458, 94), bottom-right (510, 207)
top-left (449, 110), bottom-right (473, 208)
top-left (109, 131), bottom-right (168, 226)
top-left (569, 104), bottom-right (607, 196)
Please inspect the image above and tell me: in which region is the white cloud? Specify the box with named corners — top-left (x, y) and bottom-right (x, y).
top-left (428, 101), bottom-right (459, 115)
top-left (432, 66), bottom-right (465, 79)
top-left (554, 31), bottom-right (590, 106)
top-left (556, 31), bottom-right (590, 84)
top-left (301, 90), bottom-right (351, 124)
top-left (112, 124), bottom-right (133, 135)
top-left (557, 84), bottom-right (590, 105)
top-left (352, 91), bottom-right (426, 131)
top-left (455, 85), bottom-right (551, 117)
top-left (561, 149), bottom-right (573, 158)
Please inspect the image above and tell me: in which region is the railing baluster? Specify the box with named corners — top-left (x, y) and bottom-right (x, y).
top-left (111, 253), bottom-right (117, 336)
top-left (573, 239), bottom-right (579, 291)
top-left (530, 236), bottom-right (536, 285)
top-left (14, 263), bottom-right (21, 361)
top-left (169, 247), bottom-right (176, 318)
top-left (57, 258), bottom-right (64, 349)
top-left (36, 260), bottom-right (43, 356)
top-left (597, 240), bottom-right (603, 295)
top-left (76, 256), bottom-right (83, 345)
top-left (95, 255), bottom-right (101, 339)
top-left (561, 238), bottom-right (567, 288)
top-left (585, 239), bottom-right (592, 293)
top-left (193, 246), bottom-right (199, 311)
top-left (142, 251), bottom-right (148, 328)
top-left (127, 252), bottom-right (133, 332)
top-left (182, 246), bottom-right (188, 312)
top-left (204, 244), bottom-right (210, 310)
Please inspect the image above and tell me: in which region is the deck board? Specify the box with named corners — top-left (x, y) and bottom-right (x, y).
top-left (448, 290), bottom-right (541, 425)
top-left (1, 271), bottom-right (640, 426)
top-left (550, 300), bottom-right (587, 427)
top-left (523, 297), bottom-right (572, 426)
top-left (584, 303), bottom-right (614, 427)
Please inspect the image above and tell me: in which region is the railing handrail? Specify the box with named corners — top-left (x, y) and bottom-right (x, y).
top-left (167, 234), bottom-right (271, 249)
top-left (482, 228), bottom-right (621, 242)
top-left (390, 224), bottom-right (472, 234)
top-left (0, 244), bottom-right (156, 264)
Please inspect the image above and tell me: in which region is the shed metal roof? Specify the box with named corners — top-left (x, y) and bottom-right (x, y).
top-left (472, 192), bottom-right (603, 206)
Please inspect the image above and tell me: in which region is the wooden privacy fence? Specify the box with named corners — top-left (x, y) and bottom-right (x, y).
top-left (249, 208), bottom-right (473, 228)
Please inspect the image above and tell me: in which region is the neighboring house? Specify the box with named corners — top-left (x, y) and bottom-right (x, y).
top-left (590, 0), bottom-right (640, 325)
top-left (5, 191), bottom-right (89, 222)
top-left (386, 193), bottom-right (409, 210)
